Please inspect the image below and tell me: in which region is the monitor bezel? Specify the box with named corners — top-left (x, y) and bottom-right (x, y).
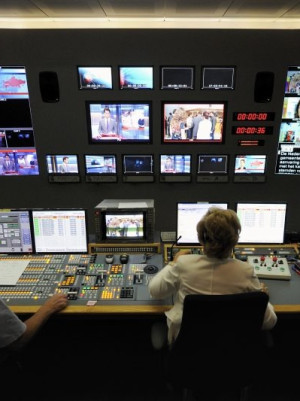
top-left (162, 101), bottom-right (227, 144)
top-left (86, 100), bottom-right (152, 144)
top-left (31, 208), bottom-right (89, 254)
top-left (235, 202), bottom-right (288, 245)
top-left (118, 65), bottom-right (154, 90)
top-left (77, 65), bottom-right (113, 90)
top-left (122, 154), bottom-right (154, 175)
top-left (160, 65), bottom-right (195, 90)
top-left (201, 66), bottom-right (236, 90)
top-left (197, 154), bottom-right (229, 175)
top-left (84, 154), bottom-right (117, 176)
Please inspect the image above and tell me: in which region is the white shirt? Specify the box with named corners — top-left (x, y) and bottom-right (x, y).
top-left (149, 254), bottom-right (277, 344)
top-left (0, 298), bottom-right (26, 349)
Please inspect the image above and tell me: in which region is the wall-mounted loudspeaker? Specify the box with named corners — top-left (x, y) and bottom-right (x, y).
top-left (254, 71), bottom-right (274, 103)
top-left (39, 71), bottom-right (59, 103)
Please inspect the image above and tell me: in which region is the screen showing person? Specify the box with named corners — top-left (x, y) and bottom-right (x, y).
top-left (123, 155), bottom-right (154, 174)
top-left (201, 66), bottom-right (235, 90)
top-left (0, 209), bottom-right (33, 253)
top-left (119, 66), bottom-right (153, 89)
top-left (87, 102), bottom-right (151, 143)
top-left (85, 155), bottom-right (117, 174)
top-left (282, 97), bottom-right (300, 119)
top-left (163, 102), bottom-right (225, 143)
top-left (0, 149), bottom-right (38, 175)
top-left (160, 155), bottom-right (191, 174)
top-left (0, 66), bottom-right (29, 99)
top-left (197, 154), bottom-right (228, 174)
top-left (234, 155), bottom-right (266, 174)
top-left (236, 203), bottom-right (287, 244)
top-left (278, 121), bottom-right (300, 143)
top-left (104, 213), bottom-right (144, 239)
top-left (77, 66), bottom-right (112, 89)
top-left (285, 67), bottom-right (300, 95)
top-left (46, 154), bottom-right (79, 174)
top-left (160, 66), bottom-right (194, 90)
top-left (1, 152), bottom-right (17, 174)
top-left (177, 202), bottom-right (228, 244)
top-left (32, 209), bottom-right (88, 253)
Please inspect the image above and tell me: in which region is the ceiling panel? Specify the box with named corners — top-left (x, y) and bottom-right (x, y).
top-left (161, 0), bottom-right (233, 18)
top-left (32, 0), bottom-right (106, 18)
top-left (224, 0), bottom-right (300, 18)
top-left (0, 0), bottom-right (45, 17)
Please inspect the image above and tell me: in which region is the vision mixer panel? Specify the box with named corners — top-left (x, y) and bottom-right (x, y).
top-left (247, 255), bottom-right (291, 280)
top-left (0, 253), bottom-right (171, 307)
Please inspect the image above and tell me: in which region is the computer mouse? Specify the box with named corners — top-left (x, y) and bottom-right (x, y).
top-left (105, 254), bottom-right (114, 264)
top-left (120, 254), bottom-right (129, 264)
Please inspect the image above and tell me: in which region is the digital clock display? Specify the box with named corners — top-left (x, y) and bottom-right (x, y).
top-left (232, 126), bottom-right (273, 135)
top-left (232, 112), bottom-right (275, 121)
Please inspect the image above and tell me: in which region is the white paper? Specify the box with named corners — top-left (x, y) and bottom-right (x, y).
top-left (0, 260), bottom-right (29, 285)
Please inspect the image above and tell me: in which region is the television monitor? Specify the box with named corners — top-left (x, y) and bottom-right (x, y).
top-left (122, 154), bottom-right (154, 182)
top-left (5, 129), bottom-right (35, 147)
top-left (176, 202), bottom-right (228, 245)
top-left (160, 66), bottom-right (194, 90)
top-left (77, 66), bottom-right (112, 90)
top-left (32, 209), bottom-right (88, 253)
top-left (119, 66), bottom-right (153, 89)
top-left (234, 155), bottom-right (266, 174)
top-left (94, 199), bottom-right (155, 243)
top-left (0, 66), bottom-right (29, 100)
top-left (159, 154), bottom-right (191, 183)
top-left (236, 202), bottom-right (287, 244)
top-left (86, 101), bottom-right (151, 143)
top-left (84, 154), bottom-right (117, 183)
top-left (0, 99), bottom-right (32, 128)
top-left (201, 66), bottom-right (235, 90)
top-left (0, 209), bottom-right (33, 253)
top-left (163, 102), bottom-right (226, 143)
top-left (46, 154), bottom-right (80, 182)
top-left (197, 154), bottom-right (228, 174)
top-left (282, 97), bottom-right (300, 120)
top-left (284, 66), bottom-right (300, 95)
top-left (0, 148), bottom-right (39, 176)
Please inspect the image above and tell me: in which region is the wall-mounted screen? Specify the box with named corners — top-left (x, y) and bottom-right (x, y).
top-left (201, 66), bottom-right (235, 90)
top-left (177, 202), bottom-right (228, 245)
top-left (0, 66), bottom-right (29, 100)
top-left (160, 154), bottom-right (191, 174)
top-left (119, 66), bottom-right (153, 89)
top-left (197, 154), bottom-right (228, 174)
top-left (32, 209), bottom-right (88, 253)
top-left (236, 202), bottom-right (287, 244)
top-left (163, 102), bottom-right (226, 143)
top-left (46, 154), bottom-right (79, 174)
top-left (84, 154), bottom-right (117, 183)
top-left (0, 149), bottom-right (39, 176)
top-left (123, 154), bottom-right (154, 175)
top-left (77, 66), bottom-right (112, 90)
top-left (0, 209), bottom-right (33, 253)
top-left (160, 66), bottom-right (194, 90)
top-left (86, 101), bottom-right (151, 144)
top-left (285, 66), bottom-right (300, 95)
top-left (234, 155), bottom-right (266, 174)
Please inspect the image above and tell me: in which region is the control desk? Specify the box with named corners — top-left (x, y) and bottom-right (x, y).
top-left (0, 251), bottom-right (172, 314)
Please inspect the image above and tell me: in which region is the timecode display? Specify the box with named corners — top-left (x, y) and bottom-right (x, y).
top-left (232, 112), bottom-right (275, 121)
top-left (232, 126), bottom-right (273, 135)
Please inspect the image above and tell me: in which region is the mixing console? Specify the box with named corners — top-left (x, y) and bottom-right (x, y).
top-left (247, 255), bottom-right (291, 280)
top-left (0, 253), bottom-right (170, 307)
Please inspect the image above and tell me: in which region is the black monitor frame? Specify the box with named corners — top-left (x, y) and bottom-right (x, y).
top-left (201, 66), bottom-right (236, 90)
top-left (77, 66), bottom-right (113, 90)
top-left (160, 66), bottom-right (195, 90)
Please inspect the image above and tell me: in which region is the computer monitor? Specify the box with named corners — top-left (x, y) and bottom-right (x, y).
top-left (0, 209), bottom-right (33, 253)
top-left (236, 202), bottom-right (287, 244)
top-left (160, 66), bottom-right (194, 90)
top-left (32, 209), bottom-right (88, 253)
top-left (176, 202), bottom-right (228, 245)
top-left (77, 66), bottom-right (112, 89)
top-left (84, 154), bottom-right (117, 182)
top-left (201, 66), bottom-right (235, 90)
top-left (119, 66), bottom-right (153, 89)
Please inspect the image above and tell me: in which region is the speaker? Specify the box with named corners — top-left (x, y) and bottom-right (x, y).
top-left (254, 71), bottom-right (274, 103)
top-left (39, 71), bottom-right (59, 103)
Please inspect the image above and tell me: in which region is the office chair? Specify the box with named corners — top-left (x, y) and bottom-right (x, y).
top-left (163, 291), bottom-right (271, 401)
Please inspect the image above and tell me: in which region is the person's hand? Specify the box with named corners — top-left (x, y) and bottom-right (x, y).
top-left (173, 249), bottom-right (191, 262)
top-left (42, 293), bottom-right (68, 314)
top-left (260, 282), bottom-right (269, 294)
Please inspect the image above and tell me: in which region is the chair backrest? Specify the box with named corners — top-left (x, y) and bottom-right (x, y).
top-left (165, 291), bottom-right (269, 389)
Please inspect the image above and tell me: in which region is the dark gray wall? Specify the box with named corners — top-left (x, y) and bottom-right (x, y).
top-left (1, 29), bottom-right (299, 235)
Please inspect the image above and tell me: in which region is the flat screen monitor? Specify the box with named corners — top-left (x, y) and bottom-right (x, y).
top-left (77, 66), bottom-right (112, 90)
top-left (5, 129), bottom-right (35, 147)
top-left (84, 154), bottom-right (117, 175)
top-left (160, 154), bottom-right (191, 174)
top-left (163, 102), bottom-right (226, 143)
top-left (32, 209), bottom-right (88, 253)
top-left (285, 66), bottom-right (300, 95)
top-left (201, 66), bottom-right (235, 90)
top-left (197, 154), bottom-right (228, 174)
top-left (176, 202), bottom-right (228, 245)
top-left (0, 66), bottom-right (29, 100)
top-left (160, 66), bottom-right (194, 90)
top-left (0, 209), bottom-right (33, 253)
top-left (46, 154), bottom-right (79, 174)
top-left (236, 202), bottom-right (287, 244)
top-left (0, 149), bottom-right (39, 176)
top-left (282, 97), bottom-right (300, 120)
top-left (122, 154), bottom-right (154, 175)
top-left (103, 211), bottom-right (145, 241)
top-left (86, 101), bottom-right (151, 143)
top-left (119, 66), bottom-right (153, 89)
top-left (234, 155), bottom-right (266, 174)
